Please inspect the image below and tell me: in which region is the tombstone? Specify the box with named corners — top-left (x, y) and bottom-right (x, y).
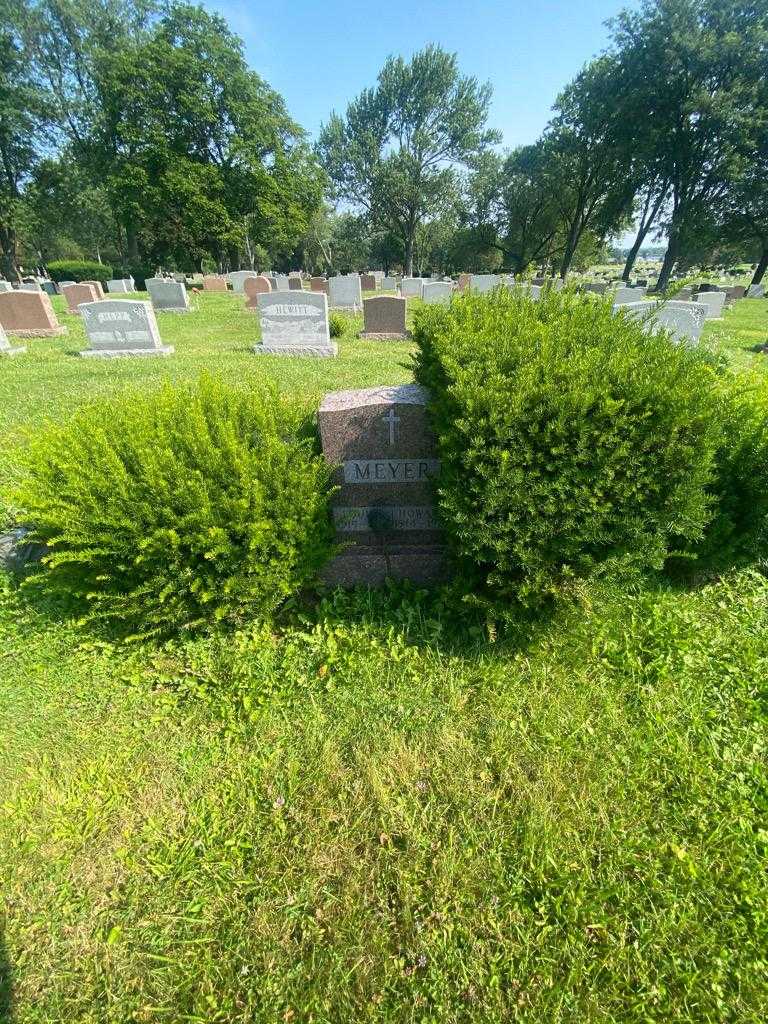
top-left (614, 286), bottom-right (646, 304)
top-left (0, 290), bottom-right (66, 337)
top-left (360, 296), bottom-right (408, 339)
top-left (309, 276), bottom-right (328, 295)
top-left (0, 320), bottom-right (26, 357)
top-left (107, 278), bottom-right (132, 293)
top-left (20, 282), bottom-right (42, 292)
top-left (146, 277), bottom-right (190, 313)
top-left (227, 270), bottom-right (259, 293)
top-left (532, 277), bottom-right (547, 286)
top-left (372, 271), bottom-right (385, 284)
top-left (400, 278), bottom-right (424, 299)
top-left (614, 300), bottom-right (706, 346)
top-left (78, 299), bottom-right (172, 357)
top-left (724, 285), bottom-right (746, 303)
top-left (470, 274), bottom-right (502, 293)
top-left (243, 275), bottom-right (273, 310)
top-left (288, 277), bottom-right (304, 291)
top-left (328, 274), bottom-right (362, 310)
top-left (422, 281), bottom-right (453, 305)
top-left (583, 282), bottom-right (608, 295)
top-left (381, 276), bottom-right (399, 291)
top-left (360, 273), bottom-right (377, 292)
top-left (82, 280), bottom-right (105, 299)
top-left (202, 275), bottom-right (228, 292)
top-left (253, 290), bottom-right (336, 357)
top-left (318, 384), bottom-right (446, 586)
top-left (0, 281), bottom-right (12, 293)
top-left (747, 283), bottom-right (765, 298)
top-left (41, 281), bottom-right (58, 296)
top-left (62, 282), bottom-right (100, 313)
top-left (274, 274), bottom-right (290, 290)
top-left (457, 273), bottom-right (472, 292)
top-left (172, 272), bottom-right (186, 283)
top-left (694, 291), bottom-right (726, 319)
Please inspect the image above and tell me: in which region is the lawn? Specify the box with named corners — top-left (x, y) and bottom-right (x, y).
top-left (1, 291), bottom-right (767, 1023)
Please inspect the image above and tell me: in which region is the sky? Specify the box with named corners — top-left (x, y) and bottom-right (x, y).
top-left (203, 0), bottom-right (642, 241)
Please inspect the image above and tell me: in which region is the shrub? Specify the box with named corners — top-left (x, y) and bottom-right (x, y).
top-left (11, 376), bottom-right (335, 638)
top-left (46, 259), bottom-right (112, 283)
top-left (413, 288), bottom-right (722, 612)
top-left (329, 311), bottom-right (348, 338)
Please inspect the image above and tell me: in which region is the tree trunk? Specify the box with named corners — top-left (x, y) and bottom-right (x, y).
top-left (622, 189), bottom-right (667, 282)
top-left (126, 223), bottom-right (139, 262)
top-left (750, 243), bottom-right (768, 287)
top-left (0, 224), bottom-right (20, 281)
top-left (404, 233), bottom-right (414, 277)
top-left (559, 217), bottom-right (581, 279)
top-left (654, 228), bottom-right (680, 293)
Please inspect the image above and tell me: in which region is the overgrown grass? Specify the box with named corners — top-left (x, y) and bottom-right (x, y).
top-left (1, 292), bottom-right (767, 1022)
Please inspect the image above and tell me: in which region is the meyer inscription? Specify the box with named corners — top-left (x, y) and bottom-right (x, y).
top-left (343, 459), bottom-right (440, 483)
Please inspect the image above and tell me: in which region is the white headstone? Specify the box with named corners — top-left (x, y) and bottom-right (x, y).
top-left (328, 274), bottom-right (362, 310)
top-left (106, 278), bottom-right (132, 293)
top-left (145, 277), bottom-right (190, 312)
top-left (422, 281), bottom-right (452, 305)
top-left (274, 274), bottom-right (290, 290)
top-left (614, 286), bottom-right (646, 304)
top-left (0, 320), bottom-right (26, 357)
top-left (746, 283), bottom-right (765, 298)
top-left (253, 290), bottom-right (336, 357)
top-left (400, 278), bottom-right (424, 299)
top-left (470, 274), bottom-right (502, 293)
top-left (78, 300), bottom-right (173, 357)
top-left (228, 270), bottom-right (259, 293)
top-left (694, 291), bottom-right (726, 319)
top-left (0, 281), bottom-right (12, 293)
top-left (381, 276), bottom-right (398, 291)
top-left (613, 300), bottom-right (706, 346)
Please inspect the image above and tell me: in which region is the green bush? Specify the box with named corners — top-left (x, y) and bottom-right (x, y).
top-left (413, 288), bottom-right (722, 612)
top-left (11, 376), bottom-right (335, 638)
top-left (329, 310), bottom-right (348, 338)
top-left (46, 259), bottom-right (112, 283)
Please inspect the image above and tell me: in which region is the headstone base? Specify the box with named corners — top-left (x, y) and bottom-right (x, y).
top-left (359, 331), bottom-right (410, 340)
top-left (322, 544), bottom-right (448, 586)
top-left (154, 307), bottom-right (191, 314)
top-left (252, 343), bottom-right (338, 357)
top-left (8, 326), bottom-right (67, 337)
top-left (0, 345), bottom-right (26, 357)
top-left (78, 345), bottom-right (174, 358)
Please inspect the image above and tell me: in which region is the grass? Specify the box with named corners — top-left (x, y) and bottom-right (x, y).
top-left (1, 290), bottom-right (767, 1022)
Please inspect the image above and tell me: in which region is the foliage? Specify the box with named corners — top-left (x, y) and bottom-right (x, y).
top-left (46, 258), bottom-right (112, 282)
top-left (413, 287), bottom-right (722, 612)
top-left (11, 375), bottom-right (335, 637)
top-left (328, 310), bottom-right (349, 338)
top-left (317, 44), bottom-right (499, 276)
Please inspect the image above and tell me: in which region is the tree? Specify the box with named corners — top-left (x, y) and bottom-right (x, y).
top-left (317, 45), bottom-right (499, 276)
top-left (0, 0), bottom-right (52, 279)
top-left (718, 122), bottom-right (768, 287)
top-left (608, 0), bottom-right (768, 292)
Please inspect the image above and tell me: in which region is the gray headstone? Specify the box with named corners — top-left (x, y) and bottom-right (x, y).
top-left (41, 281), bottom-right (58, 296)
top-left (0, 320), bottom-right (26, 357)
top-left (470, 274), bottom-right (501, 293)
top-left (694, 291), bottom-right (726, 319)
top-left (106, 278), bottom-right (131, 293)
top-left (422, 281), bottom-right (452, 305)
top-left (20, 282), bottom-right (42, 292)
top-left (613, 300), bottom-right (706, 346)
top-left (274, 274), bottom-right (291, 290)
top-left (614, 286), bottom-right (646, 304)
top-left (400, 278), bottom-right (424, 299)
top-left (0, 281), bottom-right (12, 293)
top-left (360, 296), bottom-right (408, 338)
top-left (318, 384), bottom-right (446, 585)
top-left (381, 276), bottom-right (398, 291)
top-left (328, 274), bottom-right (362, 310)
top-left (78, 300), bottom-right (173, 357)
top-left (747, 283), bottom-right (765, 298)
top-left (253, 290), bottom-right (336, 357)
top-left (227, 271), bottom-right (259, 293)
top-left (145, 277), bottom-right (190, 313)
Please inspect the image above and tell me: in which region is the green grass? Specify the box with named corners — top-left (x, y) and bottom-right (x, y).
top-left (1, 292), bottom-right (767, 1022)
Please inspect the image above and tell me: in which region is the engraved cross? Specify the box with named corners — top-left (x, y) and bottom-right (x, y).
top-left (382, 408), bottom-right (400, 445)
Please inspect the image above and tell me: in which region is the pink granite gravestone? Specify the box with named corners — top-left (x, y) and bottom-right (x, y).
top-left (360, 273), bottom-right (377, 291)
top-left (243, 275), bottom-right (273, 310)
top-left (62, 282), bottom-right (100, 314)
top-left (310, 277), bottom-right (329, 294)
top-left (0, 290), bottom-right (66, 337)
top-left (202, 275), bottom-right (228, 292)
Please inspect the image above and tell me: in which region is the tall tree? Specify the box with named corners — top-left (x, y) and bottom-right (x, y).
top-left (609, 0), bottom-right (768, 292)
top-left (317, 45), bottom-right (499, 276)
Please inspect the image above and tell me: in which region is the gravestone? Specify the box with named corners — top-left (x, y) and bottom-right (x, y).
top-left (310, 276), bottom-right (329, 294)
top-left (372, 271), bottom-right (385, 284)
top-left (470, 274), bottom-right (501, 293)
top-left (274, 274), bottom-right (290, 290)
top-left (360, 296), bottom-right (408, 339)
top-left (62, 282), bottom-right (99, 313)
top-left (329, 274), bottom-right (362, 310)
top-left (614, 300), bottom-right (706, 346)
top-left (422, 281), bottom-right (452, 305)
top-left (41, 281), bottom-right (58, 296)
top-left (0, 281), bottom-right (12, 293)
top-left (202, 275), bottom-right (228, 292)
top-left (244, 276), bottom-right (273, 310)
top-left (20, 282), bottom-right (42, 292)
top-left (381, 276), bottom-right (398, 291)
top-left (0, 290), bottom-right (66, 337)
top-left (107, 278), bottom-right (132, 293)
top-left (614, 286), bottom-right (646, 304)
top-left (288, 276), bottom-right (304, 291)
top-left (82, 280), bottom-right (105, 299)
top-left (360, 273), bottom-right (377, 291)
top-left (583, 282), bottom-right (608, 295)
top-left (747, 283), bottom-right (765, 298)
top-left (457, 273), bottom-right (472, 292)
top-left (318, 384), bottom-right (446, 586)
top-left (146, 277), bottom-right (190, 312)
top-left (228, 270), bottom-right (259, 293)
top-left (694, 291), bottom-right (726, 319)
top-left (400, 278), bottom-right (423, 299)
top-left (724, 285), bottom-right (746, 302)
top-left (0, 320), bottom-right (26, 357)
top-left (78, 300), bottom-right (173, 357)
top-left (253, 290), bottom-right (336, 357)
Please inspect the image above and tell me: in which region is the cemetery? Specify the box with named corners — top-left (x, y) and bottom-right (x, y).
top-left (1, 1), bottom-right (768, 1022)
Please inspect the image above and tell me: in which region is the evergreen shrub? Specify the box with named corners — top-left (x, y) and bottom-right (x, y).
top-left (46, 260), bottom-right (112, 283)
